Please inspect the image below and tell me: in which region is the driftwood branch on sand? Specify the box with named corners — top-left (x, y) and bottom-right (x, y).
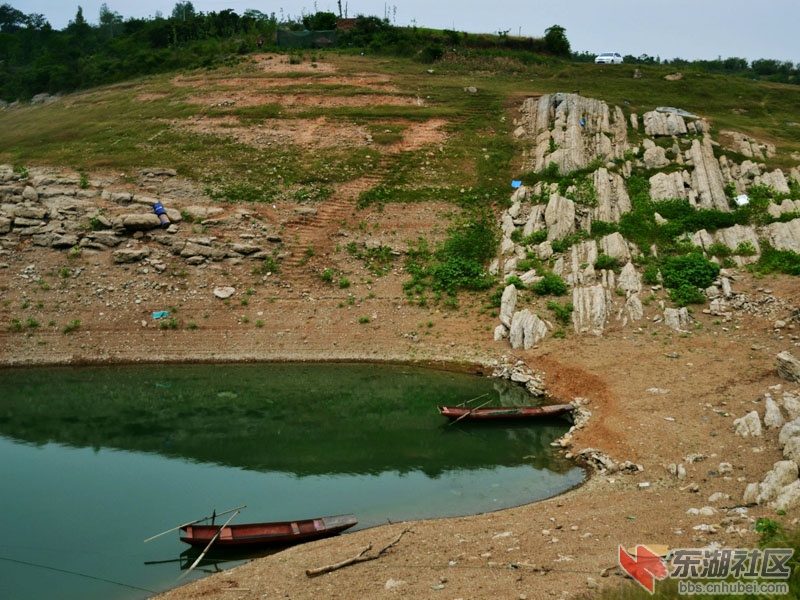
top-left (305, 528), bottom-right (412, 577)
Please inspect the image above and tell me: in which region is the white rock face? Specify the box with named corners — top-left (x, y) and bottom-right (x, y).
top-left (755, 460), bottom-right (798, 504)
top-left (509, 309), bottom-right (548, 350)
top-left (499, 284), bottom-right (517, 328)
top-left (733, 410), bottom-right (762, 438)
top-left (572, 285), bottom-right (612, 335)
top-left (764, 397), bottom-right (785, 429)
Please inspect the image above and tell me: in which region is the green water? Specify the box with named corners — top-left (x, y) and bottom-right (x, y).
top-left (0, 363), bottom-right (584, 599)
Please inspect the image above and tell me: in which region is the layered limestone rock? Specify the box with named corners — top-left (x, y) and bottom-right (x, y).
top-left (643, 110), bottom-right (688, 137)
top-left (509, 309), bottom-right (548, 350)
top-left (592, 168), bottom-right (631, 223)
top-left (650, 171), bottom-right (689, 201)
top-left (572, 285), bottom-right (613, 335)
top-left (686, 137), bottom-right (729, 211)
top-left (517, 93), bottom-right (628, 174)
top-left (0, 165), bottom-right (281, 269)
top-left (496, 93), bottom-right (799, 349)
top-left (762, 219), bottom-right (800, 253)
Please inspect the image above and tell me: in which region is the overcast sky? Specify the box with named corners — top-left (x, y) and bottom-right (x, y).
top-left (15, 0), bottom-right (800, 63)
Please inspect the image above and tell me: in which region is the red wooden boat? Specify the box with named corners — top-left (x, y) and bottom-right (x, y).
top-left (179, 514), bottom-right (357, 548)
top-left (437, 403), bottom-right (574, 421)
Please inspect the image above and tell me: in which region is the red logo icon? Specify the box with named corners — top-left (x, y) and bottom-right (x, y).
top-left (618, 545), bottom-right (669, 593)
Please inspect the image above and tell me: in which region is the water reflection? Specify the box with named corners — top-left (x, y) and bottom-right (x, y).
top-left (0, 363), bottom-right (575, 477)
top-left (0, 363), bottom-right (584, 600)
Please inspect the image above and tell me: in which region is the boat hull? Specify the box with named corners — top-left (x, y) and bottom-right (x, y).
top-left (437, 404), bottom-right (574, 421)
top-left (179, 514), bottom-right (357, 548)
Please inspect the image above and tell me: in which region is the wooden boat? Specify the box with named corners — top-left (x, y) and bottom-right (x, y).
top-left (437, 403), bottom-right (574, 421)
top-left (179, 514), bottom-right (357, 548)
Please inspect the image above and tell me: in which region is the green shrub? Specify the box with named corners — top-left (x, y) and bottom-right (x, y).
top-left (516, 257), bottom-right (541, 272)
top-left (751, 243), bottom-right (800, 275)
top-left (63, 319), bottom-right (81, 334)
top-left (487, 287), bottom-right (504, 308)
top-left (521, 230), bottom-right (548, 246)
top-left (735, 240), bottom-right (758, 256)
top-left (594, 253), bottom-right (621, 272)
top-left (550, 231), bottom-right (589, 254)
top-left (160, 318), bottom-right (178, 330)
top-left (532, 271), bottom-right (568, 296)
top-left (660, 253), bottom-right (720, 290)
top-left (706, 242), bottom-right (732, 258)
top-left (546, 300), bottom-right (574, 326)
top-left (590, 221), bottom-right (619, 238)
top-left (669, 284), bottom-right (707, 306)
top-left (417, 43), bottom-right (444, 63)
top-left (403, 211), bottom-right (499, 301)
top-left (253, 255), bottom-right (280, 275)
top-left (504, 275), bottom-right (526, 289)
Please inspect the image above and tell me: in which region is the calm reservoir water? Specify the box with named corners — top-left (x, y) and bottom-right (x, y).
top-left (0, 363), bottom-right (584, 600)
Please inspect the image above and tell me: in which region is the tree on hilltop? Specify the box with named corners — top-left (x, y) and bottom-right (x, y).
top-left (544, 24), bottom-right (570, 58)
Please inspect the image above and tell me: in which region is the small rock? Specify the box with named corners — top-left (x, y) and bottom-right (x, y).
top-left (733, 411), bottom-right (762, 437)
top-left (213, 286), bottom-right (236, 299)
top-left (385, 578), bottom-right (406, 590)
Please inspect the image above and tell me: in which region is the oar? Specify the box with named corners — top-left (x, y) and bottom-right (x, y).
top-left (457, 392), bottom-right (489, 407)
top-left (449, 398), bottom-right (493, 426)
top-left (144, 505), bottom-right (246, 543)
top-left (181, 510), bottom-right (241, 578)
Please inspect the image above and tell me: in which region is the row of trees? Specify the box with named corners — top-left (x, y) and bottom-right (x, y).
top-left (0, 3), bottom-right (574, 102)
top-left (1, 2), bottom-right (797, 103)
top-left (573, 50), bottom-right (798, 83)
top-left (0, 3), bottom-right (289, 100)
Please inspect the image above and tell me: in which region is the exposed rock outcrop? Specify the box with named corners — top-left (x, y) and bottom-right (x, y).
top-left (495, 92), bottom-right (800, 347)
top-left (0, 166), bottom-right (282, 270)
top-left (778, 351), bottom-right (800, 383)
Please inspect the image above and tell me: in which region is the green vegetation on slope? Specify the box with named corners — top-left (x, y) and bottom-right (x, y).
top-left (1, 9), bottom-right (799, 310)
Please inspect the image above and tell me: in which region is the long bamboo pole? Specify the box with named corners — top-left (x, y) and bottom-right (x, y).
top-left (448, 398), bottom-right (493, 425)
top-left (457, 392), bottom-right (489, 407)
top-left (181, 510), bottom-right (241, 578)
top-left (144, 505), bottom-right (246, 543)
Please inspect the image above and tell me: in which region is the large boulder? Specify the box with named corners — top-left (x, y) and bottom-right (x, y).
top-left (121, 214), bottom-right (162, 231)
top-left (643, 110), bottom-right (688, 136)
top-left (777, 351), bottom-right (800, 383)
top-left (544, 193), bottom-right (576, 241)
top-left (112, 246), bottom-right (151, 263)
top-left (663, 307), bottom-right (691, 332)
top-left (499, 284), bottom-right (517, 328)
top-left (762, 219), bottom-right (800, 254)
top-left (755, 460), bottom-right (798, 504)
top-left (686, 137), bottom-right (728, 211)
top-left (733, 410), bottom-right (762, 437)
top-left (572, 285), bottom-right (612, 335)
top-left (509, 309), bottom-right (547, 350)
top-left (592, 168), bottom-right (631, 223)
top-left (650, 171), bottom-right (688, 201)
